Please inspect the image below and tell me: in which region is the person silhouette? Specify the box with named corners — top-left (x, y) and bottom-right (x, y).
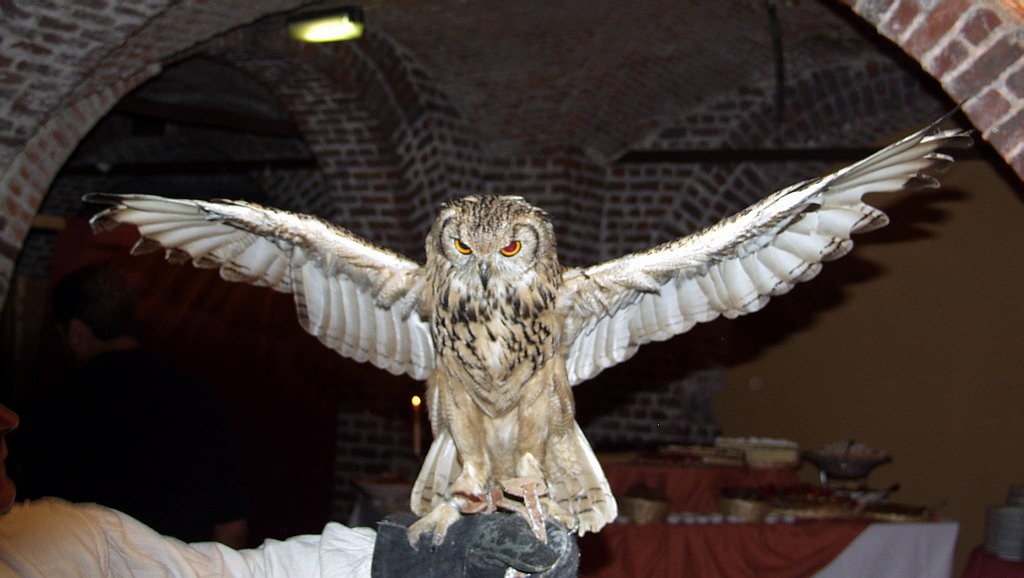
top-left (18, 262), bottom-right (250, 546)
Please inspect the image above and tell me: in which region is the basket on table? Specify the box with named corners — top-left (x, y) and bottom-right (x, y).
top-left (619, 495), bottom-right (671, 524)
top-left (619, 483), bottom-right (670, 524)
top-left (718, 487), bottom-right (771, 522)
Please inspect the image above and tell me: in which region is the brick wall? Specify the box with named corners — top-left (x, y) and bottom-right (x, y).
top-left (584, 367), bottom-right (726, 449)
top-left (333, 411), bottom-right (419, 522)
top-left (842, 0), bottom-right (1024, 176)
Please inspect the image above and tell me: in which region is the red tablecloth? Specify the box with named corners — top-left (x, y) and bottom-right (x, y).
top-left (962, 545), bottom-right (1024, 578)
top-left (579, 519), bottom-right (870, 578)
top-left (603, 461), bottom-right (801, 513)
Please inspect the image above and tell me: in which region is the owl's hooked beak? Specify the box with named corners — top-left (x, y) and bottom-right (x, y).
top-left (478, 260), bottom-right (491, 290)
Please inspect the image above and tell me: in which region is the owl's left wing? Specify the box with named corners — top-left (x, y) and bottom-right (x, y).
top-left (558, 118), bottom-right (972, 386)
top-left (86, 194), bottom-right (435, 380)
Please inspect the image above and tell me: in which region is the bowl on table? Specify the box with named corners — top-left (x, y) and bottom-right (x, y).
top-left (802, 441), bottom-right (891, 485)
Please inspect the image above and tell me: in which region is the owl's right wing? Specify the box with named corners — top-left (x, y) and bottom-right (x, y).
top-left (557, 118), bottom-right (971, 386)
top-left (86, 194), bottom-right (435, 380)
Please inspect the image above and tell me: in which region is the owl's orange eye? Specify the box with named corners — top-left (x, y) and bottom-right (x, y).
top-left (454, 239), bottom-right (473, 255)
top-left (500, 240), bottom-right (522, 257)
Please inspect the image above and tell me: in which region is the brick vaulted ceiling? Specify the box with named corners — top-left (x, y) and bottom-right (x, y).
top-left (1, 0), bottom-right (1023, 308)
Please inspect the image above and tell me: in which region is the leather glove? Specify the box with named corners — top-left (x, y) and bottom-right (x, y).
top-left (371, 511), bottom-right (578, 578)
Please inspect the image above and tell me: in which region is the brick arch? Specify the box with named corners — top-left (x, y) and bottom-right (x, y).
top-left (839, 0), bottom-right (1024, 178)
top-left (331, 28), bottom-right (489, 258)
top-left (531, 55), bottom-right (951, 267)
top-left (0, 0), bottom-right (308, 307)
top-left (638, 53), bottom-right (952, 232)
top-left (213, 48), bottom-right (405, 240)
top-left (0, 65), bottom-right (161, 301)
top-left (191, 25), bottom-right (488, 259)
top-left (343, 29), bottom-right (491, 252)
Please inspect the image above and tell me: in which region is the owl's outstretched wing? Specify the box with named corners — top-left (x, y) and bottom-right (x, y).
top-left (86, 194), bottom-right (435, 380)
top-left (557, 118), bottom-right (972, 386)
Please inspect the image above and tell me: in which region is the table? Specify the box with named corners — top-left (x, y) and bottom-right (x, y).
top-left (961, 545), bottom-right (1024, 578)
top-left (815, 520), bottom-right (959, 577)
top-left (579, 519), bottom-right (959, 578)
top-left (579, 519), bottom-right (867, 577)
top-left (601, 461), bottom-right (801, 513)
top-left (584, 461), bottom-right (959, 577)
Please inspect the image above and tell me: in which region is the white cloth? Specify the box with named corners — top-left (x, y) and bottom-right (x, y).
top-left (814, 520), bottom-right (960, 578)
top-left (0, 498), bottom-right (375, 577)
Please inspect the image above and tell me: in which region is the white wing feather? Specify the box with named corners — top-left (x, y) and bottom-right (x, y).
top-left (559, 118), bottom-right (971, 385)
top-left (87, 194), bottom-right (435, 381)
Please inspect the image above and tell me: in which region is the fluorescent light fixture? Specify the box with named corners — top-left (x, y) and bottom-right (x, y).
top-left (288, 5), bottom-right (364, 43)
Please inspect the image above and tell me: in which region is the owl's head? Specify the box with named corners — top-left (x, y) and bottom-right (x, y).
top-left (427, 195), bottom-right (559, 291)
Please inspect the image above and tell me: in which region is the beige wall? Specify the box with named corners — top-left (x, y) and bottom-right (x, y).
top-left (713, 155), bottom-right (1024, 574)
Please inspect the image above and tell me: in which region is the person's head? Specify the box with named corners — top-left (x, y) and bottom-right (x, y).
top-left (0, 403), bottom-right (19, 514)
top-left (52, 263), bottom-right (141, 365)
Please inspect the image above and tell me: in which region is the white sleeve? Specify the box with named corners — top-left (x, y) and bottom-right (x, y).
top-left (0, 499), bottom-right (376, 578)
top-left (0, 499), bottom-right (111, 577)
top-left (0, 498), bottom-right (214, 577)
top-left (187, 522), bottom-right (376, 578)
top-left (317, 522), bottom-right (377, 578)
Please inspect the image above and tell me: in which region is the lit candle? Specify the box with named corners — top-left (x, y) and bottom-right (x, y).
top-left (411, 395), bottom-right (422, 459)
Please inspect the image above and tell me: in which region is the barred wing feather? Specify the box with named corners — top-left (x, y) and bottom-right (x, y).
top-left (558, 118), bottom-right (971, 386)
top-left (86, 194), bottom-right (435, 380)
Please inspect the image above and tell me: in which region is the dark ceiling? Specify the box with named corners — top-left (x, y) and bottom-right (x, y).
top-left (365, 0), bottom-right (910, 158)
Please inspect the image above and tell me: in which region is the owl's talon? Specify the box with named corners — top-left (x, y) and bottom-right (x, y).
top-left (407, 502), bottom-right (462, 549)
top-left (453, 487), bottom-right (501, 514)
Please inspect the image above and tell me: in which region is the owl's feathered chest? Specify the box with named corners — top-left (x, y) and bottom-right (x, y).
top-left (428, 272), bottom-right (560, 410)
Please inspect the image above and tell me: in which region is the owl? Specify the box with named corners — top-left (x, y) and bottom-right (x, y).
top-left (86, 117), bottom-right (970, 546)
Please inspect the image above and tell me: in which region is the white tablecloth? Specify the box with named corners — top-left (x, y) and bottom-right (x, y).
top-left (815, 520), bottom-right (960, 578)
